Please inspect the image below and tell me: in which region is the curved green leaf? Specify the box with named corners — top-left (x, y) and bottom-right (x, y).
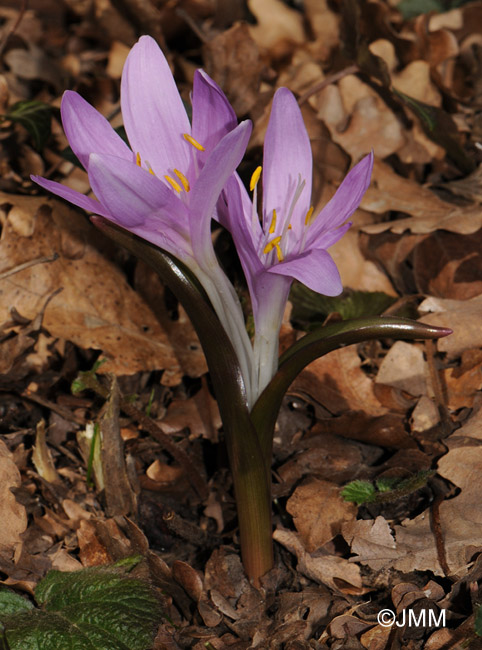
top-left (251, 316), bottom-right (452, 458)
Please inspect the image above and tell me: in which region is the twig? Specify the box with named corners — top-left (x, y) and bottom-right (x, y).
top-left (0, 0), bottom-right (28, 59)
top-left (298, 64), bottom-right (359, 106)
top-left (0, 253), bottom-right (59, 280)
top-left (430, 492), bottom-right (451, 577)
top-left (21, 389), bottom-right (85, 425)
top-left (425, 339), bottom-right (451, 438)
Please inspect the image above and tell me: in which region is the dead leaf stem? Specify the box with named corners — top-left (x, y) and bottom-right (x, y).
top-left (0, 0), bottom-right (27, 58)
top-left (298, 64), bottom-right (359, 106)
top-left (0, 253), bottom-right (59, 280)
top-left (425, 339), bottom-right (451, 437)
top-left (430, 493), bottom-right (451, 577)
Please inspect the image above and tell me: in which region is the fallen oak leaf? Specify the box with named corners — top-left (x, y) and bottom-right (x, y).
top-left (0, 193), bottom-right (186, 382)
top-left (361, 160), bottom-right (482, 235)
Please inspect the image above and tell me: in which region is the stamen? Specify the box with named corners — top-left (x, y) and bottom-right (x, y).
top-left (269, 209), bottom-right (277, 234)
top-left (183, 133), bottom-right (205, 151)
top-left (274, 241), bottom-right (284, 262)
top-left (145, 160), bottom-right (155, 176)
top-left (250, 166), bottom-right (262, 192)
top-left (174, 169), bottom-right (190, 192)
top-left (304, 206), bottom-right (314, 226)
top-left (164, 175), bottom-right (182, 193)
top-left (136, 152), bottom-right (141, 167)
top-left (263, 236), bottom-right (282, 255)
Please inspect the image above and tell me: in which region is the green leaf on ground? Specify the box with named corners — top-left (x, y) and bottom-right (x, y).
top-left (290, 283), bottom-right (397, 328)
top-left (475, 603), bottom-right (482, 636)
top-left (0, 560), bottom-right (162, 650)
top-left (3, 100), bottom-right (52, 150)
top-left (342, 471), bottom-right (435, 506)
top-left (398, 0), bottom-right (473, 19)
top-left (341, 480), bottom-right (377, 505)
top-left (0, 587), bottom-right (34, 616)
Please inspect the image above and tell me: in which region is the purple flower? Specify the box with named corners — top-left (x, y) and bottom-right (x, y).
top-left (223, 88), bottom-right (374, 393)
top-left (32, 35), bottom-right (255, 400)
top-left (32, 35), bottom-right (249, 271)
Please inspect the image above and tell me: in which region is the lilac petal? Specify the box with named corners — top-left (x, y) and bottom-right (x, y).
top-left (262, 88), bottom-right (312, 231)
top-left (61, 91), bottom-right (132, 171)
top-left (191, 70), bottom-right (237, 156)
top-left (88, 153), bottom-right (185, 229)
top-left (307, 152), bottom-right (373, 246)
top-left (91, 215), bottom-right (192, 262)
top-left (309, 221), bottom-right (352, 251)
top-left (120, 35), bottom-right (191, 176)
top-left (189, 120), bottom-right (252, 261)
top-left (222, 174), bottom-right (264, 287)
top-left (31, 175), bottom-right (113, 218)
top-left (267, 248), bottom-right (342, 296)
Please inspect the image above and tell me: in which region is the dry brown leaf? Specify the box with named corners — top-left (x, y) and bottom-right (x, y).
top-left (273, 528), bottom-right (364, 593)
top-left (292, 345), bottom-right (386, 417)
top-left (419, 294), bottom-right (482, 360)
top-left (410, 396), bottom-right (440, 433)
top-left (329, 223), bottom-right (397, 295)
top-left (442, 363), bottom-right (482, 410)
top-left (342, 516), bottom-right (399, 572)
top-left (286, 478), bottom-right (357, 552)
top-left (303, 0), bottom-right (340, 61)
top-left (0, 193), bottom-right (185, 381)
top-left (247, 0), bottom-right (306, 56)
top-left (106, 40), bottom-right (130, 79)
top-left (0, 440), bottom-right (27, 552)
top-left (202, 22), bottom-right (261, 115)
top-left (158, 387), bottom-right (221, 442)
top-left (77, 519), bottom-right (113, 566)
top-left (390, 444), bottom-right (482, 576)
top-left (324, 87), bottom-right (405, 160)
top-left (361, 161), bottom-right (482, 235)
top-left (277, 431), bottom-right (383, 487)
top-left (375, 341), bottom-right (430, 398)
top-left (392, 61), bottom-right (442, 106)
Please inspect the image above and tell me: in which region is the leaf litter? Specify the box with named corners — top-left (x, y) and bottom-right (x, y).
top-left (1, 0), bottom-right (482, 648)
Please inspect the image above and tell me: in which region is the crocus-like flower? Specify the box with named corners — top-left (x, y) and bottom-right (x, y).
top-left (223, 87), bottom-right (374, 396)
top-left (32, 35), bottom-right (255, 401)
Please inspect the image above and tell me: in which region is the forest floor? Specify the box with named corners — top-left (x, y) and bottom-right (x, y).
top-left (1, 0), bottom-right (482, 648)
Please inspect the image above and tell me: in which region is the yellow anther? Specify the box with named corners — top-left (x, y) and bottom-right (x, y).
top-left (304, 206), bottom-right (314, 226)
top-left (149, 168), bottom-right (155, 176)
top-left (173, 169), bottom-right (190, 192)
top-left (268, 209), bottom-right (277, 234)
top-left (136, 152), bottom-right (142, 167)
top-left (250, 166), bottom-right (262, 192)
top-left (183, 133), bottom-right (205, 151)
top-left (288, 224), bottom-right (292, 230)
top-left (164, 175), bottom-right (182, 193)
top-left (263, 236), bottom-right (282, 255)
top-left (274, 242), bottom-right (284, 262)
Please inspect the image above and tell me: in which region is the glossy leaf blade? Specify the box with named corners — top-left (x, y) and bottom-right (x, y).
top-left (251, 316), bottom-right (452, 457)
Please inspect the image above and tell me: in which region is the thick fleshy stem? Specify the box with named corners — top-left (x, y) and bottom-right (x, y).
top-left (93, 218), bottom-right (274, 585)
